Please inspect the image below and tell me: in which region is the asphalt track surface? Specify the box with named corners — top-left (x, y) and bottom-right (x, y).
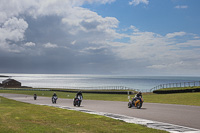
top-left (1, 93), bottom-right (200, 130)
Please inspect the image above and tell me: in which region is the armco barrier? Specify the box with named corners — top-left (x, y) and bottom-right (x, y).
top-left (0, 88), bottom-right (134, 95)
top-left (151, 81), bottom-right (200, 92)
top-left (0, 88), bottom-right (50, 91)
top-left (51, 89), bottom-right (134, 95)
top-left (153, 88), bottom-right (200, 94)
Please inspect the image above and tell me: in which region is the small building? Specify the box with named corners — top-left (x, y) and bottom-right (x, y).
top-left (2, 79), bottom-right (21, 88)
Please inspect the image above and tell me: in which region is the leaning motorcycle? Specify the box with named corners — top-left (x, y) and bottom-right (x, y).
top-left (128, 96), bottom-right (143, 109)
top-left (73, 96), bottom-right (82, 107)
top-left (52, 96), bottom-right (58, 104)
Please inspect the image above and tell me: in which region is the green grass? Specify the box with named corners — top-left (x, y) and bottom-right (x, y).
top-left (143, 92), bottom-right (200, 106)
top-left (0, 97), bottom-right (166, 133)
top-left (1, 89), bottom-right (200, 106)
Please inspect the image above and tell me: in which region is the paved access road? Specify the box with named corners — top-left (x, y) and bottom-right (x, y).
top-left (1, 93), bottom-right (200, 130)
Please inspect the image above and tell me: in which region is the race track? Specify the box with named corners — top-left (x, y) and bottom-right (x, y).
top-left (1, 93), bottom-right (200, 132)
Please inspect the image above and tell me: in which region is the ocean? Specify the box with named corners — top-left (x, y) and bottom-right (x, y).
top-left (0, 73), bottom-right (200, 92)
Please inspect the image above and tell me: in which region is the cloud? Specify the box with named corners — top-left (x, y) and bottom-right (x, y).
top-left (43, 43), bottom-right (58, 48)
top-left (166, 31), bottom-right (186, 38)
top-left (176, 40), bottom-right (200, 47)
top-left (0, 17), bottom-right (28, 52)
top-left (123, 25), bottom-right (139, 32)
top-left (0, 0), bottom-right (119, 52)
top-left (2, 17), bottom-right (28, 42)
top-left (112, 27), bottom-right (200, 74)
top-left (61, 7), bottom-right (119, 36)
top-left (24, 42), bottom-right (36, 47)
top-left (78, 0), bottom-right (115, 5)
top-left (129, 0), bottom-right (149, 6)
top-left (71, 40), bottom-right (76, 45)
top-left (175, 5), bottom-right (188, 9)
top-left (147, 62), bottom-right (184, 69)
top-left (0, 0), bottom-right (200, 75)
top-left (0, 0), bottom-right (115, 22)
top-left (114, 31), bottom-right (172, 60)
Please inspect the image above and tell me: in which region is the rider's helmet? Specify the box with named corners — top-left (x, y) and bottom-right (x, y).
top-left (139, 91), bottom-right (142, 94)
top-left (77, 91), bottom-right (82, 94)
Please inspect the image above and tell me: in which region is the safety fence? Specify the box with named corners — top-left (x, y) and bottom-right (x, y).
top-left (0, 87), bottom-right (50, 91)
top-left (32, 86), bottom-right (133, 90)
top-left (150, 81), bottom-right (200, 92)
top-left (0, 86), bottom-right (135, 95)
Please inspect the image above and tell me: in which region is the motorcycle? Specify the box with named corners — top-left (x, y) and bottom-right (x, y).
top-left (73, 95), bottom-right (82, 107)
top-left (33, 94), bottom-right (37, 100)
top-left (52, 96), bottom-right (58, 104)
top-left (128, 96), bottom-right (143, 109)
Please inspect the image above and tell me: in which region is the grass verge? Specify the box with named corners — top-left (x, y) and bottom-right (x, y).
top-left (0, 96), bottom-right (166, 133)
top-left (143, 92), bottom-right (200, 106)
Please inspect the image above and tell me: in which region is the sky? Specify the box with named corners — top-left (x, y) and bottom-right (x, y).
top-left (0, 0), bottom-right (200, 76)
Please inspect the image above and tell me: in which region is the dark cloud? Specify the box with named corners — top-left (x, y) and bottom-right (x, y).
top-left (80, 20), bottom-right (100, 30)
top-left (25, 16), bottom-right (71, 45)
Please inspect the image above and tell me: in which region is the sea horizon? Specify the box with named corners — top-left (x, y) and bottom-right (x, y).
top-left (1, 73), bottom-right (200, 92)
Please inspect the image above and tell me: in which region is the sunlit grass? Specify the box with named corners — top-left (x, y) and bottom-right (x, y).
top-left (143, 92), bottom-right (200, 106)
top-left (0, 97), bottom-right (167, 133)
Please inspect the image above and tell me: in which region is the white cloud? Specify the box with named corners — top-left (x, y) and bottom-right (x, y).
top-left (43, 43), bottom-right (58, 48)
top-left (112, 27), bottom-right (200, 74)
top-left (71, 40), bottom-right (76, 45)
top-left (61, 7), bottom-right (119, 36)
top-left (2, 17), bottom-right (28, 42)
top-left (166, 31), bottom-right (186, 38)
top-left (176, 40), bottom-right (200, 47)
top-left (113, 31), bottom-right (169, 60)
top-left (0, 0), bottom-right (37, 23)
top-left (0, 17), bottom-right (28, 51)
top-left (147, 62), bottom-right (184, 69)
top-left (0, 0), bottom-right (119, 53)
top-left (129, 0), bottom-right (149, 6)
top-left (0, 0), bottom-right (116, 22)
top-left (1, 0), bottom-right (200, 75)
top-left (123, 25), bottom-right (139, 32)
top-left (175, 5), bottom-right (188, 9)
top-left (78, 0), bottom-right (115, 5)
top-left (24, 42), bottom-right (36, 47)
top-left (194, 36), bottom-right (200, 39)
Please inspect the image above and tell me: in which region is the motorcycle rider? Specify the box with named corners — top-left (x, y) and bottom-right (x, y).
top-left (52, 92), bottom-right (57, 102)
top-left (73, 91), bottom-right (83, 106)
top-left (76, 91), bottom-right (83, 100)
top-left (52, 92), bottom-right (57, 97)
top-left (132, 91), bottom-right (142, 103)
top-left (33, 93), bottom-right (37, 100)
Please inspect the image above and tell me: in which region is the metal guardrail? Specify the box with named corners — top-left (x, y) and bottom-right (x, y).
top-left (0, 88), bottom-right (50, 91)
top-left (150, 81), bottom-right (200, 92)
top-left (33, 86), bottom-right (133, 90)
top-left (0, 87), bottom-right (135, 95)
